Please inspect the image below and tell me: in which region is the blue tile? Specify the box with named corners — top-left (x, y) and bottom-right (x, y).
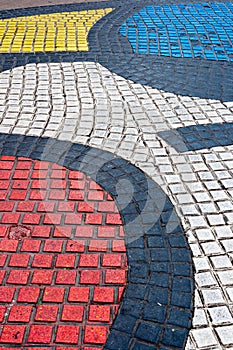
top-left (119, 2), bottom-right (233, 62)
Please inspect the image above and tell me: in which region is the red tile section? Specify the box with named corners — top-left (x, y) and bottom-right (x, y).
top-left (84, 326), bottom-right (107, 344)
top-left (8, 305), bottom-right (32, 322)
top-left (0, 156), bottom-right (127, 348)
top-left (55, 325), bottom-right (79, 344)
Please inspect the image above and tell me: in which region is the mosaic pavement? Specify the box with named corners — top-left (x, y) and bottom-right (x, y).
top-left (0, 0), bottom-right (233, 349)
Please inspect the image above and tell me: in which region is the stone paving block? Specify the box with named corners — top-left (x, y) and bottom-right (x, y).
top-left (0, 1), bottom-right (233, 348)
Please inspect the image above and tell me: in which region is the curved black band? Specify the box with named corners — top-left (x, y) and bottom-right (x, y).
top-left (0, 133), bottom-right (194, 349)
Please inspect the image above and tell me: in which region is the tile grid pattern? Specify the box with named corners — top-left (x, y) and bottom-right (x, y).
top-left (0, 8), bottom-right (113, 53)
top-left (0, 0), bottom-right (232, 348)
top-left (0, 62), bottom-right (232, 348)
top-left (0, 156), bottom-right (127, 348)
top-left (119, 2), bottom-right (233, 61)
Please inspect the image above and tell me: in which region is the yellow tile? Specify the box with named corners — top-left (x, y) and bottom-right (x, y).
top-left (0, 8), bottom-right (114, 53)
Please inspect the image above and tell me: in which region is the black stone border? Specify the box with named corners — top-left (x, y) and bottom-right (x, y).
top-left (0, 0), bottom-right (233, 101)
top-left (0, 133), bottom-right (194, 349)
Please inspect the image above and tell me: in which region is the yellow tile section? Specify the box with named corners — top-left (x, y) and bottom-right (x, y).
top-left (0, 8), bottom-right (113, 53)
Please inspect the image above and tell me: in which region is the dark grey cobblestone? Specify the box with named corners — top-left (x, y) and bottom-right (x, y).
top-left (0, 133), bottom-right (194, 349)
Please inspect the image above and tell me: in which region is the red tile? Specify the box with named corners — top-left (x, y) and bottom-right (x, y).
top-left (61, 305), bottom-right (84, 322)
top-left (7, 270), bottom-right (30, 284)
top-left (0, 253), bottom-right (7, 267)
top-left (8, 305), bottom-right (32, 322)
top-left (32, 254), bottom-right (53, 268)
top-left (35, 305), bottom-right (58, 322)
top-left (43, 287), bottom-right (65, 303)
top-left (88, 240), bottom-right (107, 252)
top-left (98, 226), bottom-right (115, 238)
top-left (102, 254), bottom-right (122, 267)
top-left (0, 270), bottom-right (5, 283)
top-left (80, 270), bottom-right (100, 285)
top-left (13, 170), bottom-right (30, 179)
top-left (56, 254), bottom-right (76, 268)
top-left (68, 170), bottom-right (84, 179)
top-left (52, 164), bottom-right (64, 170)
top-left (51, 179), bottom-right (66, 189)
top-left (0, 202), bottom-right (14, 211)
top-left (17, 287), bottom-right (40, 303)
top-left (29, 190), bottom-right (46, 200)
top-left (79, 254), bottom-right (99, 267)
top-left (53, 226), bottom-right (72, 238)
top-left (68, 287), bottom-right (90, 303)
top-left (0, 161), bottom-right (14, 169)
top-left (68, 190), bottom-right (84, 200)
top-left (32, 226), bottom-right (51, 238)
top-left (28, 325), bottom-right (52, 343)
top-left (17, 201), bottom-right (35, 212)
top-left (31, 180), bottom-right (49, 189)
top-left (9, 253), bottom-right (30, 267)
top-left (34, 160), bottom-right (49, 170)
top-left (22, 213), bottom-right (41, 225)
top-left (84, 326), bottom-right (107, 344)
top-left (0, 287), bottom-right (15, 302)
top-left (0, 239), bottom-right (18, 252)
top-left (37, 202), bottom-right (55, 212)
top-left (119, 226), bottom-right (125, 237)
top-left (78, 202), bottom-right (94, 212)
top-left (88, 191), bottom-right (104, 201)
top-left (58, 202), bottom-right (75, 212)
top-left (0, 156), bottom-right (15, 160)
top-left (0, 305), bottom-right (6, 322)
top-left (15, 160), bottom-right (32, 169)
top-left (106, 213), bottom-right (122, 224)
top-left (0, 226), bottom-right (8, 237)
top-left (105, 270), bottom-right (126, 284)
top-left (31, 270), bottom-right (53, 285)
top-left (0, 190), bottom-right (7, 200)
top-left (12, 180), bottom-right (29, 189)
top-left (88, 305), bottom-right (110, 322)
top-left (93, 287), bottom-right (114, 303)
top-left (70, 180), bottom-right (85, 189)
top-left (49, 190), bottom-right (66, 200)
top-left (85, 214), bottom-right (102, 225)
top-left (0, 180), bottom-right (10, 189)
top-left (21, 239), bottom-right (41, 252)
top-left (112, 240), bottom-right (126, 252)
top-left (44, 213), bottom-right (62, 225)
top-left (55, 326), bottom-right (79, 344)
top-left (66, 240), bottom-right (85, 252)
top-left (0, 170), bottom-right (11, 179)
top-left (31, 170), bottom-right (48, 179)
top-left (51, 170), bottom-right (67, 179)
top-left (98, 202), bottom-right (115, 212)
top-left (43, 239), bottom-right (63, 252)
top-left (1, 213), bottom-right (20, 224)
top-left (75, 226), bottom-right (93, 238)
top-left (64, 213), bottom-right (82, 225)
top-left (118, 286), bottom-right (125, 302)
top-left (0, 325), bottom-right (25, 343)
top-left (56, 270), bottom-right (76, 285)
top-left (89, 181), bottom-right (102, 190)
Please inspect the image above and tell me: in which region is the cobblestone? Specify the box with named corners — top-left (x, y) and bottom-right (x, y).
top-left (0, 0), bottom-right (233, 348)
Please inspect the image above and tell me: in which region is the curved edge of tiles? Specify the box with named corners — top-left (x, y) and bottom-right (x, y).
top-left (0, 0), bottom-right (232, 101)
top-left (89, 0), bottom-right (233, 102)
top-left (0, 133), bottom-right (195, 349)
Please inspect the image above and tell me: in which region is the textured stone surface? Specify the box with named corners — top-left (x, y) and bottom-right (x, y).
top-left (0, 0), bottom-right (233, 348)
